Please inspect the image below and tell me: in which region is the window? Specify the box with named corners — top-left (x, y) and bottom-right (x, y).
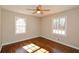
top-left (53, 16), bottom-right (67, 35)
top-left (16, 17), bottom-right (26, 34)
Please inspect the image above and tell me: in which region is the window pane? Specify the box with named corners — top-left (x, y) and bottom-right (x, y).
top-left (60, 17), bottom-right (65, 26)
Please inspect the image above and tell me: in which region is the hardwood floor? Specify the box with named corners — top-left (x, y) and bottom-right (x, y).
top-left (1, 37), bottom-right (79, 53)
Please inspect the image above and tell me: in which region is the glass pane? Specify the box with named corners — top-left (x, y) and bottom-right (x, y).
top-left (60, 17), bottom-right (65, 26)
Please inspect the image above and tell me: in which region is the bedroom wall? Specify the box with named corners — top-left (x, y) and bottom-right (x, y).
top-left (41, 7), bottom-right (79, 49)
top-left (1, 9), bottom-right (41, 45)
top-left (0, 7), bottom-right (2, 51)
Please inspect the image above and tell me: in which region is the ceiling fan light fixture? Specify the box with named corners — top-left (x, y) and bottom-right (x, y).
top-left (37, 11), bottom-right (41, 14)
top-left (27, 5), bottom-right (50, 14)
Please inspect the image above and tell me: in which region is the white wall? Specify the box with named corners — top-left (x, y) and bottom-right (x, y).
top-left (0, 7), bottom-right (2, 51)
top-left (2, 9), bottom-right (40, 45)
top-left (41, 7), bottom-right (79, 49)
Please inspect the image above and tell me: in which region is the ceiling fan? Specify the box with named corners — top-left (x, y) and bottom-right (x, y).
top-left (27, 5), bottom-right (50, 14)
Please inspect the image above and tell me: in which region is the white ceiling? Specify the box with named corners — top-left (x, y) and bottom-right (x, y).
top-left (1, 5), bottom-right (79, 17)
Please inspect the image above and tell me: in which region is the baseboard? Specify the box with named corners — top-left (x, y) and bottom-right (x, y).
top-left (2, 36), bottom-right (39, 46)
top-left (41, 36), bottom-right (79, 50)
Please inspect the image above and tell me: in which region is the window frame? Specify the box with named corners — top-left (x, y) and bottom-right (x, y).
top-left (15, 16), bottom-right (26, 34)
top-left (52, 16), bottom-right (67, 36)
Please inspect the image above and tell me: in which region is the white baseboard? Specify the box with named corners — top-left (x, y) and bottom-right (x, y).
top-left (2, 36), bottom-right (39, 46)
top-left (41, 36), bottom-right (79, 50)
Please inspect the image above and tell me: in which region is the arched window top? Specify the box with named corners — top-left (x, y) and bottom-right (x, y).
top-left (16, 18), bottom-right (26, 25)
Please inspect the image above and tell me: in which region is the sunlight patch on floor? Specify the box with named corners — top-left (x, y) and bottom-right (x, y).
top-left (23, 43), bottom-right (49, 53)
top-left (35, 48), bottom-right (49, 53)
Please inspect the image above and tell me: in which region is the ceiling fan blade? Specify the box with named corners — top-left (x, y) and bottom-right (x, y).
top-left (32, 11), bottom-right (37, 14)
top-left (27, 9), bottom-right (36, 11)
top-left (41, 9), bottom-right (50, 11)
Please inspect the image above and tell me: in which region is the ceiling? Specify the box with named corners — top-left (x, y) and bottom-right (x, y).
top-left (1, 5), bottom-right (79, 17)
